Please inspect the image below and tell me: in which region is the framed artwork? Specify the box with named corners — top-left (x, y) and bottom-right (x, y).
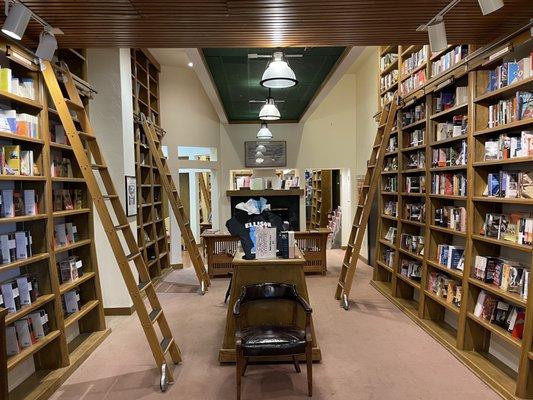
top-left (245, 140), bottom-right (287, 168)
top-left (125, 175), bottom-right (137, 217)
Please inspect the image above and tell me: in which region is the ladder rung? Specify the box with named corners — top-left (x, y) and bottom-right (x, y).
top-left (373, 143), bottom-right (382, 149)
top-left (126, 252), bottom-right (141, 261)
top-left (337, 281), bottom-right (345, 289)
top-left (347, 243), bottom-right (354, 248)
top-left (342, 262), bottom-right (350, 269)
top-left (102, 195), bottom-right (119, 200)
top-left (367, 164), bottom-right (376, 168)
top-left (353, 224), bottom-right (360, 228)
top-left (149, 308), bottom-right (163, 323)
top-left (91, 163), bottom-right (107, 170)
top-left (114, 223), bottom-right (129, 230)
top-left (160, 337), bottom-right (174, 354)
top-left (138, 281), bottom-right (151, 291)
top-left (77, 131), bottom-right (96, 140)
top-left (65, 99), bottom-right (85, 111)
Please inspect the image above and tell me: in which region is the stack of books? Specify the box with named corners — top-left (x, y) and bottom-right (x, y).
top-left (473, 255), bottom-right (529, 299)
top-left (474, 290), bottom-right (525, 339)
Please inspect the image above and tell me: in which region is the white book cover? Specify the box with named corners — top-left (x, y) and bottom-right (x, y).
top-left (55, 223), bottom-right (68, 247)
top-left (0, 234), bottom-right (10, 264)
top-left (255, 226), bottom-right (277, 259)
top-left (64, 290), bottom-right (80, 313)
top-left (24, 189), bottom-right (36, 215)
top-left (2, 189), bottom-right (13, 217)
top-left (473, 291), bottom-right (487, 317)
top-left (5, 326), bottom-right (20, 356)
top-left (1, 282), bottom-right (18, 312)
top-left (16, 276), bottom-right (32, 306)
top-left (15, 231), bottom-right (28, 259)
top-left (29, 311), bottom-right (47, 339)
top-left (14, 319), bottom-right (32, 347)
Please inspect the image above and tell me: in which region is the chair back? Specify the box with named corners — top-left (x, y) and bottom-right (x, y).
top-left (238, 283), bottom-right (300, 306)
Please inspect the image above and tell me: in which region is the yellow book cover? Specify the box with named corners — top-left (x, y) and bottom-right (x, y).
top-left (0, 68), bottom-right (12, 92)
top-left (3, 145), bottom-right (20, 175)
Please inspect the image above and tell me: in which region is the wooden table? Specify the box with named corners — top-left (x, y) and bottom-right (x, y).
top-left (219, 248), bottom-right (321, 363)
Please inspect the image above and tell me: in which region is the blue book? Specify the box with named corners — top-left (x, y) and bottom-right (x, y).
top-left (488, 173), bottom-right (500, 197)
top-left (508, 62), bottom-right (520, 85)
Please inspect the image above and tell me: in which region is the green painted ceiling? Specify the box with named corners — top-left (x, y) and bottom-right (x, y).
top-left (202, 47), bottom-right (345, 123)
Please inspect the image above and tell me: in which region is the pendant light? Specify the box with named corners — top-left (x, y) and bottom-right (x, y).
top-left (256, 122), bottom-right (273, 140)
top-left (260, 51), bottom-right (298, 89)
top-left (36, 29), bottom-right (57, 61)
top-left (2, 2), bottom-right (32, 40)
top-left (259, 90), bottom-right (281, 121)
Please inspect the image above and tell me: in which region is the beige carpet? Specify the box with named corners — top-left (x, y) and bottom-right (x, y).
top-left (50, 250), bottom-right (501, 400)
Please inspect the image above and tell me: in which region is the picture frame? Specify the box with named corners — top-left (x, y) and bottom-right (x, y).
top-left (245, 140), bottom-right (287, 168)
top-left (125, 175), bottom-right (137, 217)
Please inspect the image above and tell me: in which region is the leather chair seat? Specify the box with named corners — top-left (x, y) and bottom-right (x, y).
top-left (241, 325), bottom-right (306, 357)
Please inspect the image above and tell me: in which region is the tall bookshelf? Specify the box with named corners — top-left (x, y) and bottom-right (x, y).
top-left (372, 28), bottom-right (533, 400)
top-left (131, 49), bottom-right (171, 280)
top-left (379, 46), bottom-right (399, 110)
top-left (0, 42), bottom-right (108, 398)
top-left (310, 169), bottom-right (332, 229)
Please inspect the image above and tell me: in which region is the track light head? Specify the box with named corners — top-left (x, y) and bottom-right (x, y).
top-left (2, 2), bottom-right (32, 40)
top-left (477, 0), bottom-right (504, 15)
top-left (428, 17), bottom-right (448, 53)
top-left (36, 29), bottom-right (57, 61)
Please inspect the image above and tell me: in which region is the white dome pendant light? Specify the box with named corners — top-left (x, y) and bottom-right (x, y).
top-left (259, 89), bottom-right (281, 121)
top-left (260, 51), bottom-right (298, 89)
top-left (256, 122), bottom-right (273, 140)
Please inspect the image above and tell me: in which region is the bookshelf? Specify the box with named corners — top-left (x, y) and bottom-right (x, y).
top-left (379, 46), bottom-right (399, 110)
top-left (310, 169), bottom-right (332, 229)
top-left (372, 28), bottom-right (533, 400)
top-left (131, 49), bottom-right (171, 280)
top-left (0, 41), bottom-right (109, 399)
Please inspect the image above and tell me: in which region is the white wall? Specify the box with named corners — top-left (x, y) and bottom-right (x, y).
top-left (87, 48), bottom-right (136, 310)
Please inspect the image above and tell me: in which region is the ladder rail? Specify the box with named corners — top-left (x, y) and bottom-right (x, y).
top-left (41, 60), bottom-right (182, 382)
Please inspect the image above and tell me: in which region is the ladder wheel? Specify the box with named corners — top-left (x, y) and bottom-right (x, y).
top-left (199, 280), bottom-right (206, 295)
top-left (341, 293), bottom-right (350, 310)
top-left (160, 363), bottom-right (169, 392)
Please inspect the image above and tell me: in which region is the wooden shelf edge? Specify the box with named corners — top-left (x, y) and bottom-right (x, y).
top-left (0, 253), bottom-right (49, 273)
top-left (7, 330), bottom-right (61, 371)
top-left (59, 271), bottom-right (96, 294)
top-left (64, 300), bottom-right (100, 328)
top-left (5, 294), bottom-right (56, 325)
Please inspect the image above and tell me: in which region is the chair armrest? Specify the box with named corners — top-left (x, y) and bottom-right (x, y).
top-left (305, 314), bottom-right (313, 343)
top-left (295, 293), bottom-right (313, 314)
top-left (233, 296), bottom-right (243, 316)
top-left (235, 316), bottom-right (243, 348)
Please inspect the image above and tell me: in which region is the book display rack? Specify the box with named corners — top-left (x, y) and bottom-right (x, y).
top-left (131, 49), bottom-right (171, 280)
top-left (372, 28), bottom-right (533, 399)
top-left (0, 42), bottom-right (108, 399)
top-left (310, 169), bottom-right (332, 229)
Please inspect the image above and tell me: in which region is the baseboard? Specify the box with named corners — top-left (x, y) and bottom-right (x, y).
top-left (171, 263), bottom-right (183, 270)
top-left (104, 305), bottom-right (135, 316)
top-left (358, 255), bottom-right (369, 264)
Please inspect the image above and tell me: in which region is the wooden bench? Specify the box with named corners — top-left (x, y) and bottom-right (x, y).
top-left (201, 229), bottom-right (330, 277)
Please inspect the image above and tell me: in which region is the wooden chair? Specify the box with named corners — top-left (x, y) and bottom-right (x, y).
top-left (233, 283), bottom-right (313, 399)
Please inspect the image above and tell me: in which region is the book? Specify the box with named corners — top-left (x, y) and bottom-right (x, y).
top-left (13, 190), bottom-right (24, 216)
top-left (63, 290), bottom-right (81, 314)
top-left (62, 189), bottom-right (73, 210)
top-left (3, 144), bottom-right (20, 175)
top-left (2, 189), bottom-right (14, 217)
top-left (54, 223), bottom-right (68, 247)
top-left (23, 189), bottom-right (37, 215)
top-left (5, 326), bottom-right (20, 356)
top-left (19, 150), bottom-right (33, 176)
top-left (28, 309), bottom-right (49, 339)
top-left (254, 226), bottom-right (277, 259)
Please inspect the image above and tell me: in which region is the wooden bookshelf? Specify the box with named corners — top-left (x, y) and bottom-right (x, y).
top-left (310, 169), bottom-right (332, 229)
top-left (0, 42), bottom-right (109, 399)
top-left (131, 49), bottom-right (171, 280)
top-left (372, 28), bottom-right (533, 400)
top-left (378, 45), bottom-right (399, 110)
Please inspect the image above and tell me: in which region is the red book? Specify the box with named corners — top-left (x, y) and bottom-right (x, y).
top-left (512, 310), bottom-right (525, 339)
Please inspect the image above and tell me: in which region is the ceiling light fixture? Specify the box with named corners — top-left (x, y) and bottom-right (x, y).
top-left (257, 122), bottom-right (273, 140)
top-left (477, 0), bottom-right (504, 15)
top-left (259, 89), bottom-right (281, 121)
top-left (36, 29), bottom-right (57, 61)
top-left (260, 51), bottom-right (298, 89)
top-left (2, 2), bottom-right (32, 40)
top-left (188, 62), bottom-right (194, 68)
top-left (428, 17), bottom-right (448, 53)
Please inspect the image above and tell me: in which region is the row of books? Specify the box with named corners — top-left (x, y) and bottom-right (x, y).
top-left (407, 129), bottom-right (424, 147)
top-left (384, 227), bottom-right (397, 243)
top-left (400, 259), bottom-right (422, 280)
top-left (51, 153), bottom-right (74, 178)
top-left (402, 102), bottom-right (426, 127)
top-left (1, 275), bottom-right (39, 313)
top-left (53, 189), bottom-right (84, 212)
top-left (430, 45), bottom-right (468, 78)
top-left (431, 172), bottom-right (467, 196)
top-left (383, 200), bottom-right (398, 217)
top-left (54, 222), bottom-right (79, 248)
top-left (0, 146), bottom-right (38, 176)
top-left (380, 52), bottom-right (398, 72)
top-left (235, 176), bottom-right (300, 190)
top-left (484, 171), bottom-right (532, 199)
top-left (405, 202), bottom-right (425, 222)
top-left (427, 271), bottom-right (462, 307)
top-left (0, 67), bottom-right (36, 99)
top-left (383, 156), bottom-right (398, 172)
top-left (436, 244), bottom-right (465, 271)
top-left (485, 54), bottom-right (533, 93)
top-left (434, 206), bottom-right (467, 232)
top-left (405, 150), bottom-right (425, 169)
top-left (58, 255), bottom-right (84, 284)
top-left (483, 131), bottom-right (533, 160)
top-left (50, 125), bottom-right (68, 145)
top-left (383, 176), bottom-right (398, 192)
top-left (435, 115), bottom-right (468, 141)
top-left (473, 291), bottom-right (525, 339)
top-left (386, 136), bottom-right (398, 153)
top-left (6, 309), bottom-right (50, 356)
top-left (381, 91), bottom-right (395, 107)
top-left (380, 70), bottom-right (398, 92)
top-left (0, 110), bottom-right (38, 138)
top-left (405, 175), bottom-right (425, 194)
top-left (0, 230), bottom-right (33, 264)
top-left (0, 189), bottom-right (38, 217)
top-left (486, 92), bottom-right (533, 128)
top-left (473, 255), bottom-right (528, 299)
top-left (401, 47), bottom-right (427, 77)
top-left (482, 213), bottom-right (533, 246)
top-left (400, 233), bottom-right (424, 255)
top-left (400, 70), bottom-right (427, 96)
top-left (434, 86), bottom-right (468, 113)
top-left (431, 140), bottom-right (467, 166)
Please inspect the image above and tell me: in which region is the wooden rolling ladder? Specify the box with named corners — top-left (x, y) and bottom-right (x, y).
top-left (140, 117), bottom-right (211, 291)
top-left (41, 60), bottom-right (181, 391)
top-left (335, 94), bottom-right (398, 310)
top-left (199, 172), bottom-right (211, 222)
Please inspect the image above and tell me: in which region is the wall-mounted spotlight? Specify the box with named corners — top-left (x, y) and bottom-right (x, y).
top-left (256, 123), bottom-right (273, 140)
top-left (478, 0), bottom-right (504, 15)
top-left (36, 29), bottom-right (57, 61)
top-left (428, 17), bottom-right (447, 53)
top-left (2, 2), bottom-right (32, 40)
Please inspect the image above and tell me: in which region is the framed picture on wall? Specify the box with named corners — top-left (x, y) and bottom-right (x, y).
top-left (125, 175), bottom-right (137, 217)
top-left (245, 141), bottom-right (287, 168)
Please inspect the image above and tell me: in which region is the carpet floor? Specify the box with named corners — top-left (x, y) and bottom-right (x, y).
top-left (50, 250), bottom-right (501, 400)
